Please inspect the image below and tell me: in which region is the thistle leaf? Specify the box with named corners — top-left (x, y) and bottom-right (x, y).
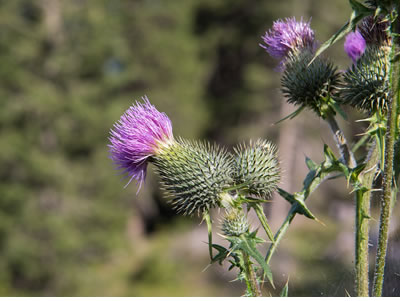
top-left (305, 156), bottom-right (318, 171)
top-left (238, 234), bottom-right (274, 287)
top-left (211, 244), bottom-right (229, 265)
top-left (274, 105), bottom-right (306, 124)
top-left (280, 278), bottom-right (289, 297)
top-left (278, 188), bottom-right (316, 220)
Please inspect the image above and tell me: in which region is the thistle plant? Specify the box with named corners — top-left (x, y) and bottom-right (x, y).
top-left (109, 0), bottom-right (400, 296)
top-left (109, 97), bottom-right (280, 296)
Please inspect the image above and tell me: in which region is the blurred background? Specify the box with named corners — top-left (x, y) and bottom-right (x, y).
top-left (1, 0), bottom-right (399, 296)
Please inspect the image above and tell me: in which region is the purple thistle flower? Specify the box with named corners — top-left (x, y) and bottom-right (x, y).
top-left (344, 30), bottom-right (366, 63)
top-left (260, 17), bottom-right (315, 63)
top-left (109, 96), bottom-right (174, 189)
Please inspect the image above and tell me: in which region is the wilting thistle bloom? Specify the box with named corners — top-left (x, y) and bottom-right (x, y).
top-left (233, 139), bottom-right (280, 200)
top-left (260, 17), bottom-right (315, 65)
top-left (108, 96), bottom-right (174, 188)
top-left (344, 31), bottom-right (366, 63)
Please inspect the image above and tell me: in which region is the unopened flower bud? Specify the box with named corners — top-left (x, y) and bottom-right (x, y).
top-left (153, 139), bottom-right (234, 216)
top-left (339, 46), bottom-right (390, 114)
top-left (233, 139), bottom-right (280, 199)
top-left (222, 209), bottom-right (249, 237)
top-left (281, 49), bottom-right (340, 117)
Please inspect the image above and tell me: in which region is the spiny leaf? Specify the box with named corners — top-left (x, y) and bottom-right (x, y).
top-left (277, 188), bottom-right (317, 220)
top-left (239, 234), bottom-right (274, 287)
top-left (211, 244), bottom-right (229, 265)
top-left (348, 0), bottom-right (372, 13)
top-left (323, 144), bottom-right (338, 165)
top-left (274, 105), bottom-right (306, 124)
top-left (305, 156), bottom-right (318, 171)
top-left (280, 277), bottom-right (289, 297)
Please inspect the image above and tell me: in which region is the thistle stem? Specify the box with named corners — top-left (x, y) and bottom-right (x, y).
top-left (242, 250), bottom-right (262, 297)
top-left (252, 203), bottom-right (275, 243)
top-left (265, 164), bottom-right (337, 264)
top-left (373, 14), bottom-right (400, 296)
top-left (355, 141), bottom-right (378, 296)
top-left (325, 114), bottom-right (357, 168)
top-left (265, 205), bottom-right (297, 264)
top-left (204, 212), bottom-right (213, 260)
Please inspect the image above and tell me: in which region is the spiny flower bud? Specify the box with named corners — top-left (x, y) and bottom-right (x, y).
top-left (281, 48), bottom-right (341, 117)
top-left (233, 139), bottom-right (280, 199)
top-left (153, 139), bottom-right (234, 216)
top-left (339, 46), bottom-right (390, 114)
top-left (222, 209), bottom-right (249, 237)
top-left (108, 96), bottom-right (174, 189)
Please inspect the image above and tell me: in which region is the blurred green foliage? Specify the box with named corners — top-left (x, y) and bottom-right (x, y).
top-left (4, 0), bottom-right (398, 297)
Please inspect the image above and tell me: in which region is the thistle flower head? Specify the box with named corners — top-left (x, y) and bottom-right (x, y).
top-left (222, 209), bottom-right (249, 237)
top-left (344, 31), bottom-right (366, 63)
top-left (108, 96), bottom-right (174, 187)
top-left (260, 17), bottom-right (315, 65)
top-left (339, 46), bottom-right (390, 114)
top-left (233, 139), bottom-right (280, 200)
top-left (153, 139), bottom-right (234, 216)
top-left (281, 49), bottom-right (340, 117)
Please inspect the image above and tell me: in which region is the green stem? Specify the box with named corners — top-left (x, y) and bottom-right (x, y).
top-left (265, 205), bottom-right (297, 264)
top-left (242, 250), bottom-right (262, 297)
top-left (265, 162), bottom-right (339, 264)
top-left (325, 114), bottom-right (357, 168)
top-left (252, 203), bottom-right (275, 243)
top-left (373, 13), bottom-right (400, 296)
top-left (355, 141), bottom-right (378, 296)
top-left (204, 212), bottom-right (213, 260)
top-left (352, 134), bottom-right (370, 153)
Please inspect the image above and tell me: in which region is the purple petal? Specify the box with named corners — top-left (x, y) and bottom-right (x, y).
top-left (260, 17), bottom-right (315, 63)
top-left (108, 96), bottom-right (173, 188)
top-left (344, 31), bottom-right (366, 63)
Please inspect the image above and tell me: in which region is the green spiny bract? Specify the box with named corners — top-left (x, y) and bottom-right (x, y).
top-left (152, 138), bottom-right (234, 216)
top-left (222, 210), bottom-right (249, 237)
top-left (281, 48), bottom-right (341, 118)
top-left (339, 46), bottom-right (390, 114)
top-left (233, 139), bottom-right (280, 199)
